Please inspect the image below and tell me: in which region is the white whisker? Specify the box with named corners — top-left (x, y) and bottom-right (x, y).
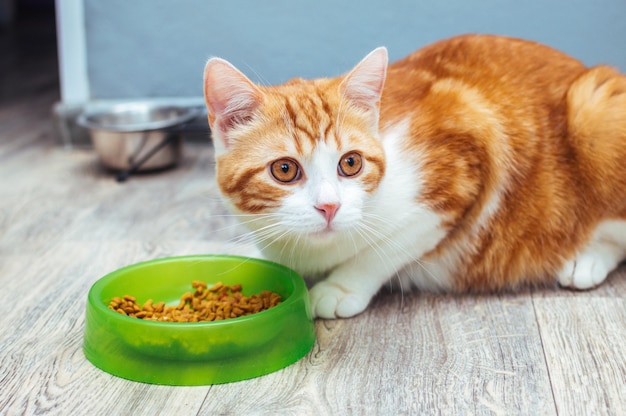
top-left (242, 62), bottom-right (271, 87)
top-left (358, 212), bottom-right (442, 288)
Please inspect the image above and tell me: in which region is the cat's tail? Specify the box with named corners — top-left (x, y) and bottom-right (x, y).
top-left (566, 65), bottom-right (626, 209)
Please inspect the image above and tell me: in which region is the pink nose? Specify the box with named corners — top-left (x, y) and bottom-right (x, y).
top-left (315, 203), bottom-right (340, 224)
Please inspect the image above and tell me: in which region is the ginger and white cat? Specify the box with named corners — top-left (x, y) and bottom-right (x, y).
top-left (202, 34), bottom-right (626, 319)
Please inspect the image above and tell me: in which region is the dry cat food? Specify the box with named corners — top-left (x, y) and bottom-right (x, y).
top-left (107, 281), bottom-right (282, 322)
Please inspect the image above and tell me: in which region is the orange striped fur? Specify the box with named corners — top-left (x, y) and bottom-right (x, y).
top-left (203, 34), bottom-right (626, 319)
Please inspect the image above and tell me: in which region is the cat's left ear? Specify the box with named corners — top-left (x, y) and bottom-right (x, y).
top-left (203, 57), bottom-right (262, 151)
top-left (339, 47), bottom-right (388, 130)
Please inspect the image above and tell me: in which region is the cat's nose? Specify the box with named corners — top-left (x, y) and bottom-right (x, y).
top-left (315, 203), bottom-right (341, 224)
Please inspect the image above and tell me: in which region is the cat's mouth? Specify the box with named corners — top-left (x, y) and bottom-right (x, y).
top-left (314, 227), bottom-right (335, 236)
top-left (309, 223), bottom-right (341, 240)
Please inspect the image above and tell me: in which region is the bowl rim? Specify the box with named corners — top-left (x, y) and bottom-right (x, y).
top-left (77, 101), bottom-right (201, 133)
top-left (88, 254), bottom-right (305, 328)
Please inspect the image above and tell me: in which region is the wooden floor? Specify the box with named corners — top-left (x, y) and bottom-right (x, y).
top-left (1, 11), bottom-right (625, 416)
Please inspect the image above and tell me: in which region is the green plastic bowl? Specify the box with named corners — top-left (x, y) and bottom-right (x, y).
top-left (83, 255), bottom-right (316, 385)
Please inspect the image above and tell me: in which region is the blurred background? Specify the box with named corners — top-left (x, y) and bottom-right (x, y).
top-left (2, 0), bottom-right (626, 146)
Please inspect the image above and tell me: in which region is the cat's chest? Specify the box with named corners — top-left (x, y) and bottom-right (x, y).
top-left (260, 234), bottom-right (364, 277)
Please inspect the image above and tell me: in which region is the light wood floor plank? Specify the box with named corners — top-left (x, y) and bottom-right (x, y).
top-left (533, 273), bottom-right (626, 416)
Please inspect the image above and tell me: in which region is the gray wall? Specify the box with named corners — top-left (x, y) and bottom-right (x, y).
top-left (84, 0), bottom-right (626, 100)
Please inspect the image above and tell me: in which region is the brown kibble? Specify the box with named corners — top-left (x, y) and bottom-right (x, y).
top-left (143, 299), bottom-right (154, 312)
top-left (192, 280), bottom-right (207, 289)
top-left (107, 281), bottom-right (282, 323)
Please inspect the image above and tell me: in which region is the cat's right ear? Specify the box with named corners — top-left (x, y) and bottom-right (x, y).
top-left (203, 58), bottom-right (262, 151)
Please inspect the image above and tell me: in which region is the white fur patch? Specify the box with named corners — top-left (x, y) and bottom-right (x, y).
top-left (557, 220), bottom-right (626, 289)
top-left (375, 120), bottom-right (455, 291)
top-left (307, 120), bottom-right (454, 318)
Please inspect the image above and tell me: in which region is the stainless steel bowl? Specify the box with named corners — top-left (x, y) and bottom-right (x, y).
top-left (78, 102), bottom-right (199, 175)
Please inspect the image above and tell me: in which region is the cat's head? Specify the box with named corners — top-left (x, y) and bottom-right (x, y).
top-left (202, 48), bottom-right (388, 244)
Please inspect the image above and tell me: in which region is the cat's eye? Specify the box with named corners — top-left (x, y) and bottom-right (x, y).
top-left (338, 152), bottom-right (363, 177)
top-left (269, 158), bottom-right (302, 183)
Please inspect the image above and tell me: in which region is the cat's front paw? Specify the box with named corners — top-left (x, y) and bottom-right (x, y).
top-left (309, 281), bottom-right (370, 319)
top-left (557, 252), bottom-right (613, 289)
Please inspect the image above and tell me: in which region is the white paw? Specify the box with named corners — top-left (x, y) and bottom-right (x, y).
top-left (556, 259), bottom-right (576, 287)
top-left (557, 253), bottom-right (612, 290)
top-left (308, 281), bottom-right (370, 319)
